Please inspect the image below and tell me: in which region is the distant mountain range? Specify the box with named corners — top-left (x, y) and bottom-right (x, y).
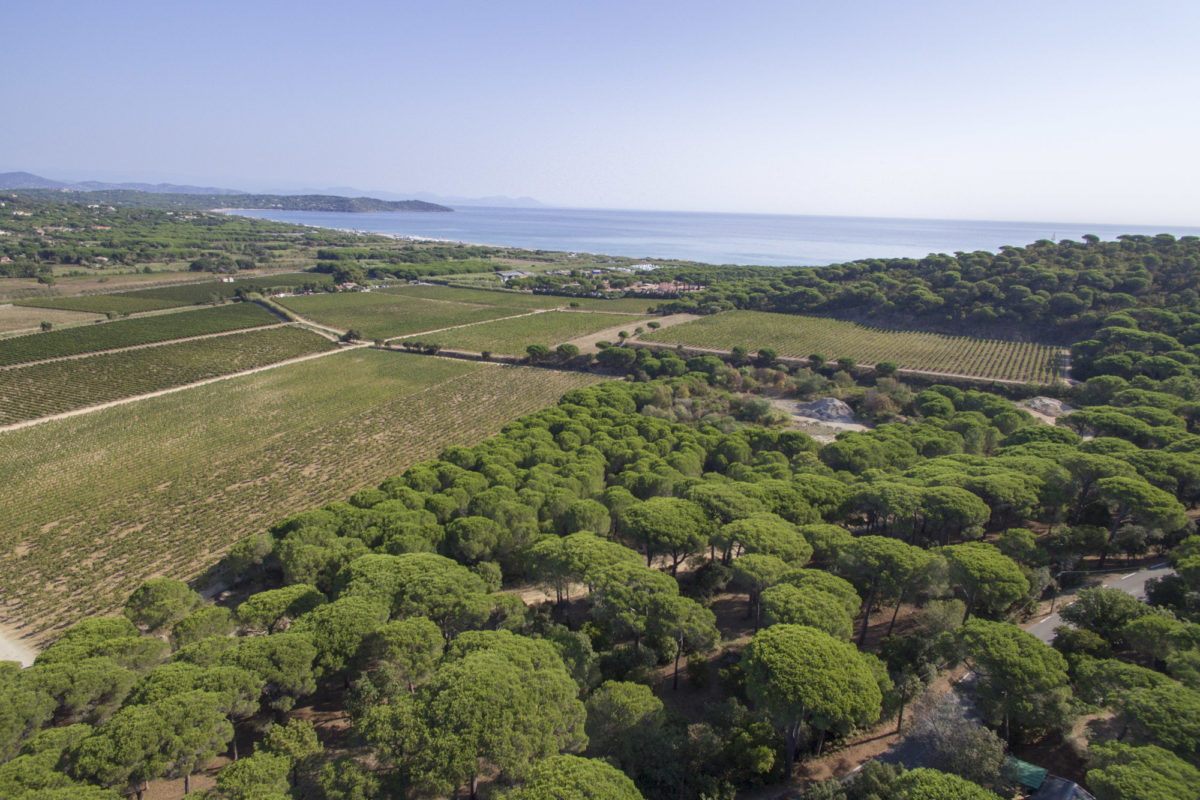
top-left (0, 172), bottom-right (452, 212)
top-left (0, 171), bottom-right (543, 210)
top-left (312, 187), bottom-right (545, 208)
top-left (0, 171), bottom-right (245, 195)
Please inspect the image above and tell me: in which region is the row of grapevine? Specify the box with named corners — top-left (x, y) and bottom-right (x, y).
top-left (402, 311), bottom-right (649, 354)
top-left (15, 272), bottom-right (334, 314)
top-left (0, 354), bottom-right (600, 633)
top-left (0, 326), bottom-right (337, 425)
top-left (0, 302), bottom-right (279, 366)
top-left (642, 311), bottom-right (1062, 383)
top-left (277, 291), bottom-right (528, 341)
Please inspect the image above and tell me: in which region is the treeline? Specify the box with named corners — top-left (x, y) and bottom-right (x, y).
top-left (5, 369), bottom-right (1200, 799)
top-left (0, 201), bottom-right (300, 277)
top-left (0, 197), bottom-right (531, 293)
top-left (0, 196), bottom-right (367, 277)
top-left (440, 235), bottom-right (1200, 387)
top-left (312, 245), bottom-right (509, 283)
top-left (12, 189), bottom-right (451, 213)
top-left (651, 234), bottom-right (1200, 341)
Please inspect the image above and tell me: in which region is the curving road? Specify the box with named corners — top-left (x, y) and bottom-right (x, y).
top-left (1025, 562), bottom-right (1174, 643)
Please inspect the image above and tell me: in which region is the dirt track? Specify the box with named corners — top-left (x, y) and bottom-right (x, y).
top-left (0, 343), bottom-right (366, 434)
top-left (565, 312), bottom-right (700, 353)
top-left (0, 623), bottom-right (36, 666)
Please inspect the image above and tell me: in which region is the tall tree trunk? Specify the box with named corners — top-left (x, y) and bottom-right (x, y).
top-left (673, 635), bottom-right (683, 690)
top-left (184, 773), bottom-right (191, 795)
top-left (784, 722), bottom-right (801, 778)
top-left (232, 730), bottom-right (239, 761)
top-left (857, 582), bottom-right (878, 647)
top-left (1098, 513), bottom-right (1126, 570)
top-left (886, 596), bottom-right (904, 637)
top-left (815, 727), bottom-right (827, 756)
top-left (897, 698), bottom-right (907, 733)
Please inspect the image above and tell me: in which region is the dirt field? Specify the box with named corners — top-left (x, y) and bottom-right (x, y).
top-left (0, 622), bottom-right (36, 666)
top-left (0, 304), bottom-right (104, 334)
top-left (566, 312), bottom-right (700, 353)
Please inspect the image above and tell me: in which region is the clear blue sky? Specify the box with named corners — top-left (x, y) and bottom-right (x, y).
top-left (5, 0), bottom-right (1199, 224)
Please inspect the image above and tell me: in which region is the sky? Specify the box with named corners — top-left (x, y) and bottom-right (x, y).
top-left (4, 0), bottom-right (1200, 224)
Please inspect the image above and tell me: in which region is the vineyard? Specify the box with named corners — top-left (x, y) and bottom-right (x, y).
top-left (386, 284), bottom-right (656, 313)
top-left (640, 310), bottom-right (1063, 383)
top-left (15, 272), bottom-right (333, 315)
top-left (0, 351), bottom-right (601, 634)
top-left (0, 302), bottom-right (279, 366)
top-left (402, 310), bottom-right (650, 354)
top-left (276, 291), bottom-right (525, 340)
top-left (384, 284), bottom-right (570, 309)
top-left (0, 326), bottom-right (337, 425)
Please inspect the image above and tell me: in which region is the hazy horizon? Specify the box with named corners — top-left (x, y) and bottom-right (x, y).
top-left (9, 167), bottom-right (1200, 234)
top-left (5, 1), bottom-right (1199, 226)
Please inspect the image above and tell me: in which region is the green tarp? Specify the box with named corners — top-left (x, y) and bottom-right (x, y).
top-left (1002, 756), bottom-right (1048, 790)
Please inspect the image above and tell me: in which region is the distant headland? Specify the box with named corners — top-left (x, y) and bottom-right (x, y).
top-left (0, 171), bottom-right (452, 213)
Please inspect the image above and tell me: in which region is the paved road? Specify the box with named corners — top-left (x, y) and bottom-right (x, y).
top-left (1025, 562), bottom-right (1174, 643)
top-left (870, 560), bottom-right (1175, 780)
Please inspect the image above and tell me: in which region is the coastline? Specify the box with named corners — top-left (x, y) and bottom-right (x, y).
top-left (221, 207), bottom-right (1200, 268)
top-left (213, 209), bottom-right (474, 246)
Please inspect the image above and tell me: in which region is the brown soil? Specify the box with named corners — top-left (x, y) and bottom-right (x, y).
top-left (0, 304), bottom-right (105, 334)
top-left (564, 312), bottom-right (700, 353)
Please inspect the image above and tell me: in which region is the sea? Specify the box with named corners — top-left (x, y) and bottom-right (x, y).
top-left (227, 206), bottom-right (1200, 268)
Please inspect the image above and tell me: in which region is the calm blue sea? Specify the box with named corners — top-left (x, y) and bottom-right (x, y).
top-left (228, 206), bottom-right (1200, 267)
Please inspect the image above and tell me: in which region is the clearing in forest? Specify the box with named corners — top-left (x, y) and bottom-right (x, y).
top-left (402, 310), bottom-right (650, 355)
top-left (641, 310), bottom-right (1062, 383)
top-left (0, 349), bottom-right (602, 637)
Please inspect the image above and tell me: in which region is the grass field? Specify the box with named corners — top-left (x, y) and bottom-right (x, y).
top-left (0, 351), bottom-right (602, 635)
top-left (15, 272), bottom-right (333, 315)
top-left (276, 291), bottom-right (524, 340)
top-left (385, 284), bottom-right (657, 313)
top-left (402, 310), bottom-right (650, 354)
top-left (15, 293), bottom-right (187, 315)
top-left (0, 302), bottom-right (279, 366)
top-left (640, 310), bottom-right (1062, 383)
top-left (0, 269), bottom-right (314, 304)
top-left (0, 305), bottom-right (104, 334)
top-left (0, 326), bottom-right (336, 425)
